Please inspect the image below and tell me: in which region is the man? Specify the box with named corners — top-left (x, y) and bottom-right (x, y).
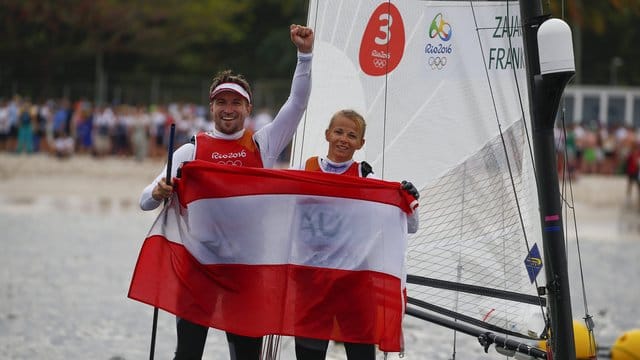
top-left (139, 24), bottom-right (314, 360)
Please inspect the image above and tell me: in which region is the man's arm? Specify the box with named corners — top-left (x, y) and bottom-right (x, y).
top-left (139, 143), bottom-right (194, 210)
top-left (254, 25), bottom-right (314, 168)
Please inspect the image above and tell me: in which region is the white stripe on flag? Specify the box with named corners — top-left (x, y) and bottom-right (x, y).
top-left (150, 193), bottom-right (408, 277)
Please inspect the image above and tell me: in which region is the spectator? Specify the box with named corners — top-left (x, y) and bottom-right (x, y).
top-left (0, 100), bottom-right (9, 151)
top-left (16, 101), bottom-right (34, 154)
top-left (625, 141), bottom-right (640, 205)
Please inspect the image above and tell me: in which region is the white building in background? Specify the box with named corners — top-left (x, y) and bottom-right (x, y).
top-left (560, 85), bottom-right (640, 128)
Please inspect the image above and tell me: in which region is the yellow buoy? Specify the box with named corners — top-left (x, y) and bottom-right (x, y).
top-left (573, 320), bottom-right (597, 359)
top-left (611, 329), bottom-right (640, 360)
top-left (537, 320), bottom-right (597, 359)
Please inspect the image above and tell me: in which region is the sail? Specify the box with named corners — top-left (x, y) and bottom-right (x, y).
top-left (292, 0), bottom-right (546, 340)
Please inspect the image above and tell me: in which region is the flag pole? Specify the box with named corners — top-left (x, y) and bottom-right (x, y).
top-left (149, 123), bottom-right (176, 360)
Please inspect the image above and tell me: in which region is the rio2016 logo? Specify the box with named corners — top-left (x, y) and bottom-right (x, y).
top-left (425, 13), bottom-right (453, 70)
top-left (359, 2), bottom-right (405, 76)
top-left (429, 13), bottom-right (452, 41)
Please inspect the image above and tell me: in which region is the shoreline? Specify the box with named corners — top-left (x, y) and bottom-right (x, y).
top-left (0, 152), bottom-right (163, 198)
top-left (0, 153), bottom-right (163, 215)
top-left (1, 152), bottom-right (639, 241)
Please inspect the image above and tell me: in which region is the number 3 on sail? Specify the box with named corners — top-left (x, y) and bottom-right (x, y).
top-left (359, 3), bottom-right (405, 76)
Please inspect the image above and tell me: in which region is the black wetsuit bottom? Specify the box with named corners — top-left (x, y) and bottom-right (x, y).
top-left (295, 338), bottom-right (375, 360)
top-left (173, 318), bottom-right (263, 360)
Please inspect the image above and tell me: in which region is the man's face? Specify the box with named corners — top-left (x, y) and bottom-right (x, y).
top-left (210, 91), bottom-right (252, 134)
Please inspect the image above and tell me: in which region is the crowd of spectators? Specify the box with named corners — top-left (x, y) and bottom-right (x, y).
top-left (555, 123), bottom-right (640, 178)
top-left (2, 95), bottom-right (640, 186)
top-left (0, 95), bottom-right (273, 162)
top-left (555, 122), bottom-right (640, 202)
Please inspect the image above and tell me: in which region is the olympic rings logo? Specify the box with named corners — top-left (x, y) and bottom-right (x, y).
top-left (218, 160), bottom-right (243, 166)
top-left (372, 58), bottom-right (387, 68)
top-left (428, 56), bottom-right (447, 70)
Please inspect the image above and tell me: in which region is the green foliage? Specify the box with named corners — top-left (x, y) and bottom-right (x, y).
top-left (547, 0), bottom-right (640, 85)
top-left (3, 0), bottom-right (638, 101)
top-left (0, 0), bottom-right (308, 102)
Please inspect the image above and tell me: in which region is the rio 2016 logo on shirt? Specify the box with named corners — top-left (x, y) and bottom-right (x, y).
top-left (425, 13), bottom-right (453, 71)
top-left (359, 2), bottom-right (405, 76)
top-left (211, 150), bottom-right (246, 166)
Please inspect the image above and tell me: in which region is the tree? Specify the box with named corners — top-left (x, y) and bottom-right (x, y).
top-left (548, 0), bottom-right (640, 85)
top-left (0, 0), bottom-right (312, 102)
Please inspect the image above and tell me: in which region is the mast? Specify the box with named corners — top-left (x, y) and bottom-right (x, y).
top-left (519, 2), bottom-right (577, 359)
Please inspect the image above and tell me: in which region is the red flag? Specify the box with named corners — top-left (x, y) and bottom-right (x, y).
top-left (128, 160), bottom-right (414, 351)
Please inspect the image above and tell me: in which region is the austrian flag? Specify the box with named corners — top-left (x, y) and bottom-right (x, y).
top-left (128, 160), bottom-right (416, 351)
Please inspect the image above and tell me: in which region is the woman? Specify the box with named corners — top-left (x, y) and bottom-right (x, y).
top-left (295, 109), bottom-right (419, 360)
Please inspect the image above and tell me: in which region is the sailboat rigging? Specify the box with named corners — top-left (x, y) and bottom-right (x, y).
top-left (292, 0), bottom-right (579, 358)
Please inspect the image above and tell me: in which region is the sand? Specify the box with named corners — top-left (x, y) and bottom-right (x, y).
top-left (0, 153), bottom-right (162, 199)
top-left (1, 152), bottom-right (638, 242)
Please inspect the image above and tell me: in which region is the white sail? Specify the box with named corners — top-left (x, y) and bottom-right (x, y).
top-left (293, 0), bottom-right (546, 340)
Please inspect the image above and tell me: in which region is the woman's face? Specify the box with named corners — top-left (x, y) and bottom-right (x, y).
top-left (325, 114), bottom-right (365, 163)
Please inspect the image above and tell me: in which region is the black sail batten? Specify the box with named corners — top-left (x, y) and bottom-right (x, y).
top-left (407, 274), bottom-right (546, 307)
top-left (405, 306), bottom-right (547, 359)
top-left (407, 297), bottom-right (540, 340)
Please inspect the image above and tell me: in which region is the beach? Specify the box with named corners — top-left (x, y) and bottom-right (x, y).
top-left (2, 153), bottom-right (638, 232)
top-left (0, 153), bottom-right (162, 206)
top-left (2, 153), bottom-right (639, 242)
top-left (1, 153), bottom-right (639, 359)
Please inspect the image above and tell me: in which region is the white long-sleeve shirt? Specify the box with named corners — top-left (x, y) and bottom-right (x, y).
top-left (140, 52), bottom-right (312, 211)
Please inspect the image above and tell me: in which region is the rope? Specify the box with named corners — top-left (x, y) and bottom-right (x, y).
top-left (553, 0), bottom-right (598, 354)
